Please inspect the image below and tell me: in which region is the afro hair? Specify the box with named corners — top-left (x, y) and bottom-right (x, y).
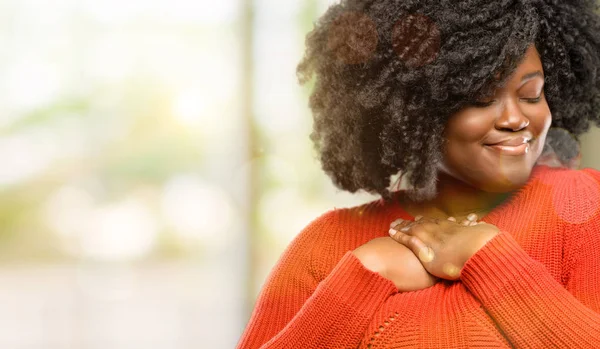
top-left (297, 0), bottom-right (600, 202)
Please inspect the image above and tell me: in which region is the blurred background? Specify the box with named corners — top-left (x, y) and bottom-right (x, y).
top-left (0, 0), bottom-right (599, 348)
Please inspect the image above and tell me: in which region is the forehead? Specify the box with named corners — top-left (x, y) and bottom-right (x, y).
top-left (495, 45), bottom-right (544, 87)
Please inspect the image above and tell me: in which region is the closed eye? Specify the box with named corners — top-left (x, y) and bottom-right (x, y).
top-left (522, 95), bottom-right (542, 103)
top-left (470, 94), bottom-right (543, 108)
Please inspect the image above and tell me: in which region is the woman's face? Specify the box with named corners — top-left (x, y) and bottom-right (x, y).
top-left (441, 44), bottom-right (552, 193)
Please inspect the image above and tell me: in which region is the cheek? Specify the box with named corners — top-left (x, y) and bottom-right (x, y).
top-left (441, 134), bottom-right (487, 177)
top-left (537, 107), bottom-right (552, 133)
top-left (442, 113), bottom-right (495, 174)
top-left (445, 112), bottom-right (494, 143)
top-left (525, 94), bottom-right (552, 128)
top-left (530, 105), bottom-right (552, 150)
top-left (442, 114), bottom-right (492, 164)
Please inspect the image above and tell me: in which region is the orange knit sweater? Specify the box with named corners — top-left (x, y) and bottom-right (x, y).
top-left (237, 165), bottom-right (600, 348)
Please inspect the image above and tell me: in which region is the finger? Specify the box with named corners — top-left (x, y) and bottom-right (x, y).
top-left (399, 221), bottom-right (416, 232)
top-left (390, 217), bottom-right (409, 229)
top-left (417, 245), bottom-right (435, 263)
top-left (389, 223), bottom-right (421, 239)
top-left (467, 213), bottom-right (478, 222)
top-left (390, 218), bottom-right (405, 228)
top-left (400, 220), bottom-right (440, 233)
top-left (469, 221), bottom-right (478, 226)
top-left (442, 262), bottom-right (461, 279)
top-left (414, 215), bottom-right (423, 221)
top-left (390, 223), bottom-right (436, 263)
top-left (396, 217), bottom-right (435, 232)
top-left (391, 219), bottom-right (413, 231)
top-left (460, 219), bottom-right (470, 226)
top-left (390, 230), bottom-right (434, 263)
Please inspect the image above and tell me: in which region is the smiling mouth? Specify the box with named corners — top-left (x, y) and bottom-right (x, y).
top-left (484, 140), bottom-right (532, 156)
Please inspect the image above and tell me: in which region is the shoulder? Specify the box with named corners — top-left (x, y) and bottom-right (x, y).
top-left (532, 165), bottom-right (600, 225)
top-left (294, 198), bottom-right (389, 247)
top-left (532, 164), bottom-right (600, 186)
top-left (281, 208), bottom-right (340, 265)
top-left (286, 199), bottom-right (389, 280)
top-left (581, 166), bottom-right (600, 182)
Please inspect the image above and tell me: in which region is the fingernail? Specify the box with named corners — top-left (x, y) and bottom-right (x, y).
top-left (414, 215), bottom-right (423, 221)
top-left (389, 228), bottom-right (398, 237)
top-left (467, 213), bottom-right (478, 222)
top-left (447, 216), bottom-right (456, 222)
top-left (400, 226), bottom-right (410, 232)
top-left (390, 218), bottom-right (404, 227)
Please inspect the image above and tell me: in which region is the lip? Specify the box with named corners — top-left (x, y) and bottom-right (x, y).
top-left (486, 136), bottom-right (531, 147)
top-left (484, 140), bottom-right (531, 156)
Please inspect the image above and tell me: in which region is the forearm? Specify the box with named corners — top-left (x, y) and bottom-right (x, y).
top-left (237, 251), bottom-right (397, 349)
top-left (461, 232), bottom-right (600, 349)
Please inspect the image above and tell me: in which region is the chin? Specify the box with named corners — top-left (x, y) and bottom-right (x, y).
top-left (477, 142), bottom-right (543, 192)
top-left (478, 165), bottom-right (535, 193)
top-left (440, 153), bottom-right (537, 193)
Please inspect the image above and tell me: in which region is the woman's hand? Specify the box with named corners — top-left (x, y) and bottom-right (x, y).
top-left (353, 237), bottom-right (439, 292)
top-left (388, 216), bottom-right (500, 280)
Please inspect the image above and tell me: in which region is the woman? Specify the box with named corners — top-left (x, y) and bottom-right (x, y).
top-left (237, 0), bottom-right (600, 348)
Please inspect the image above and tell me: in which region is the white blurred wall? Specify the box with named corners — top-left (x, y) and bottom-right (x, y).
top-left (581, 126), bottom-right (600, 169)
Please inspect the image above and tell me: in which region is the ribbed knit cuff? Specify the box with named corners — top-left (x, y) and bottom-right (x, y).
top-left (317, 251), bottom-right (398, 316)
top-left (461, 231), bottom-right (547, 303)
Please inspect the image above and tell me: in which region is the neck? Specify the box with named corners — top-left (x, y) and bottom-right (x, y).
top-left (401, 171), bottom-right (512, 220)
top-left (430, 171), bottom-right (511, 218)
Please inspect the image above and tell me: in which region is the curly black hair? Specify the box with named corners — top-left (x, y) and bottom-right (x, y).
top-left (297, 0), bottom-right (600, 202)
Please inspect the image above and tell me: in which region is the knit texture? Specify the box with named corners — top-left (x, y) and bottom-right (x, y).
top-left (237, 165), bottom-right (600, 349)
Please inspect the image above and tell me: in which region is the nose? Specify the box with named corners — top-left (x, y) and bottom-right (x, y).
top-left (495, 98), bottom-right (530, 131)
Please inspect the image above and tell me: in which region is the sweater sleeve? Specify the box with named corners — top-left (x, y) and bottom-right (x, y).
top-left (236, 209), bottom-right (398, 349)
top-left (460, 224), bottom-right (600, 348)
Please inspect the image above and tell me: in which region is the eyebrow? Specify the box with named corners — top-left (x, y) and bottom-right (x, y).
top-left (519, 70), bottom-right (544, 88)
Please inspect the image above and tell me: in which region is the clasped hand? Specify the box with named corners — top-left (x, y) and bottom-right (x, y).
top-left (389, 215), bottom-right (500, 280)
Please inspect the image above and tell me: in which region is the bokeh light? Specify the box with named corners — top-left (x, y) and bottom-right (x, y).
top-left (1, 0), bottom-right (599, 348)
